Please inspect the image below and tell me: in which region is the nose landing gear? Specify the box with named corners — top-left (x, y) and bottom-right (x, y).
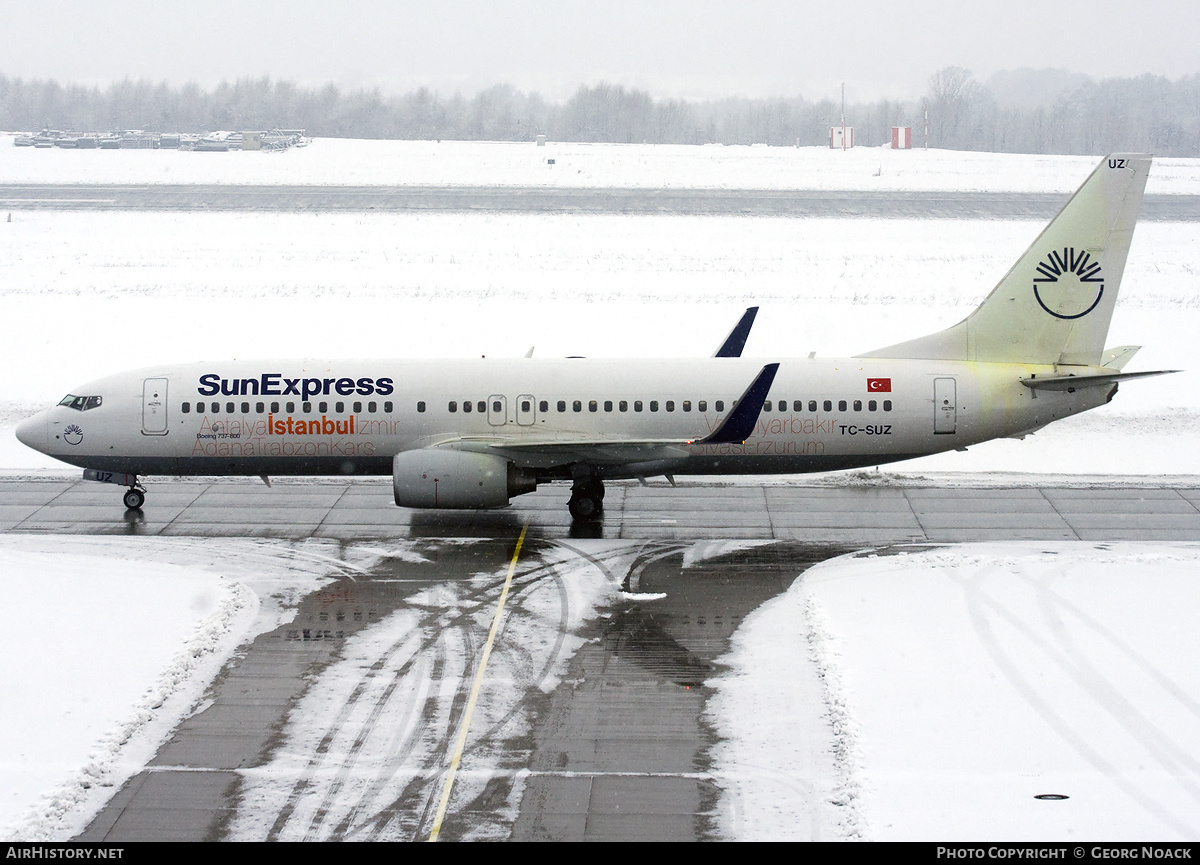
top-left (122, 486), bottom-right (146, 511)
top-left (81, 469), bottom-right (146, 511)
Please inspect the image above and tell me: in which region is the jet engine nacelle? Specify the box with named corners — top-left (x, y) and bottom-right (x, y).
top-left (392, 449), bottom-right (535, 509)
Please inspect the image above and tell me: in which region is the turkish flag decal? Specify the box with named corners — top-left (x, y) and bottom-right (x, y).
top-left (867, 378), bottom-right (892, 392)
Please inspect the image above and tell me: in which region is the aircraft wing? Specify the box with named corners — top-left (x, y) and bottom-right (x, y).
top-left (432, 363), bottom-right (780, 468)
top-left (480, 439), bottom-right (693, 468)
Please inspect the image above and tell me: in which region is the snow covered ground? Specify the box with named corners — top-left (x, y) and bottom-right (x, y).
top-left (2, 141), bottom-right (1200, 840)
top-left (708, 543), bottom-right (1200, 841)
top-left (3, 136), bottom-right (1200, 194)
top-left (0, 535), bottom-right (339, 839)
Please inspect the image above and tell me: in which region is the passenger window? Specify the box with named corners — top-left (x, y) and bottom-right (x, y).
top-left (335, 402), bottom-right (344, 413)
top-left (539, 400), bottom-right (548, 412)
top-left (573, 400), bottom-right (582, 412)
top-left (286, 401), bottom-right (295, 413)
top-left (634, 400), bottom-right (643, 412)
top-left (479, 401), bottom-right (487, 413)
top-left (353, 401), bottom-right (362, 413)
top-left (227, 402), bottom-right (235, 413)
top-left (318, 401), bottom-right (328, 413)
top-left (271, 402), bottom-right (280, 413)
top-left (448, 401), bottom-right (458, 413)
top-left (211, 403), bottom-right (220, 414)
top-left (698, 400), bottom-right (707, 412)
top-left (883, 400), bottom-right (892, 412)
top-left (256, 402), bottom-right (265, 413)
top-left (589, 400), bottom-right (598, 412)
top-left (682, 400), bottom-right (691, 412)
top-left (619, 400), bottom-right (628, 412)
top-left (665, 401), bottom-right (674, 412)
top-left (809, 400), bottom-right (817, 412)
top-left (823, 400), bottom-right (832, 412)
top-left (838, 400), bottom-right (847, 411)
top-left (369, 401), bottom-right (377, 413)
top-left (853, 400), bottom-right (862, 411)
top-left (521, 400), bottom-right (531, 412)
top-left (302, 402), bottom-right (312, 413)
top-left (181, 403), bottom-right (191, 414)
top-left (558, 400), bottom-right (566, 412)
top-left (384, 401), bottom-right (393, 412)
top-left (463, 400), bottom-right (472, 413)
top-left (793, 400), bottom-right (802, 412)
top-left (241, 402), bottom-right (250, 414)
top-left (416, 401), bottom-right (425, 413)
top-left (650, 401), bottom-right (659, 412)
top-left (492, 400), bottom-right (502, 413)
top-left (715, 400), bottom-right (724, 412)
top-left (869, 400), bottom-right (877, 411)
top-left (763, 400), bottom-right (771, 411)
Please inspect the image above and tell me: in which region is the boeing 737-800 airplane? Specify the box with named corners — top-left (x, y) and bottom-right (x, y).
top-left (16, 154), bottom-right (1173, 520)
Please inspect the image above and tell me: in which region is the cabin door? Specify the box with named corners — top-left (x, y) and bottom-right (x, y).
top-left (933, 377), bottom-right (956, 435)
top-left (142, 377), bottom-right (169, 435)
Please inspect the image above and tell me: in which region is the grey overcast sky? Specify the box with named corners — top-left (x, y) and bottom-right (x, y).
top-left (2, 0), bottom-right (1198, 101)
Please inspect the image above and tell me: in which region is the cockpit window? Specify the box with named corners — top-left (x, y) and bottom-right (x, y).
top-left (58, 395), bottom-right (103, 411)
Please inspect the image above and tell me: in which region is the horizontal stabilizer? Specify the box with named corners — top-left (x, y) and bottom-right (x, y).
top-left (712, 307), bottom-right (759, 357)
top-left (1021, 369), bottom-right (1178, 391)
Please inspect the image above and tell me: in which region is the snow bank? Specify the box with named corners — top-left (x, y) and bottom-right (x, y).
top-left (0, 536), bottom-right (345, 840)
top-left (708, 543), bottom-right (1200, 840)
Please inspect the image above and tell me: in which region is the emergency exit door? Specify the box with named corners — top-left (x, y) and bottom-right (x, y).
top-left (488, 394), bottom-right (507, 426)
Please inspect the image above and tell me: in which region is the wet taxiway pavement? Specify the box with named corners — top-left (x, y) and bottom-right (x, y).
top-left (2, 184), bottom-right (1199, 220)
top-left (7, 476), bottom-right (1200, 840)
top-left (4, 476), bottom-right (1200, 543)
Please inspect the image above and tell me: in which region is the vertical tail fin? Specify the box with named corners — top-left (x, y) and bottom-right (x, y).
top-left (859, 154), bottom-right (1151, 365)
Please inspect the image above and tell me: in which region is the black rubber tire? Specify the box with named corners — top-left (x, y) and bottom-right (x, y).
top-left (568, 492), bottom-right (601, 520)
top-left (123, 488), bottom-right (145, 510)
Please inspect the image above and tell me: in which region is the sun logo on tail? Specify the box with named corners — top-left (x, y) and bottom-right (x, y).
top-left (1033, 247), bottom-right (1105, 319)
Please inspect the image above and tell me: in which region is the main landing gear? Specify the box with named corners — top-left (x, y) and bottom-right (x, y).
top-left (568, 477), bottom-right (605, 521)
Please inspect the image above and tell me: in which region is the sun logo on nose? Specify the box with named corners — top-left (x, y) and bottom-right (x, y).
top-left (64, 424), bottom-right (84, 445)
top-left (1033, 247), bottom-right (1105, 319)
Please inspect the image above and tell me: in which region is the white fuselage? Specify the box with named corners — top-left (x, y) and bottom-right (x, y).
top-left (17, 356), bottom-right (1112, 481)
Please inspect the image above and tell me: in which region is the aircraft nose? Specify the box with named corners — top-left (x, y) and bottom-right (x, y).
top-left (15, 411), bottom-right (47, 452)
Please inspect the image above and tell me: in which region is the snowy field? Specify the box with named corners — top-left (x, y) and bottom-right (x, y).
top-left (4, 136), bottom-right (1200, 194)
top-left (2, 142), bottom-right (1200, 840)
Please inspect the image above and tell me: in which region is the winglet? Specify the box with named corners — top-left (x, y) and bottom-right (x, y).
top-left (693, 363), bottom-right (779, 444)
top-left (712, 307), bottom-right (759, 357)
